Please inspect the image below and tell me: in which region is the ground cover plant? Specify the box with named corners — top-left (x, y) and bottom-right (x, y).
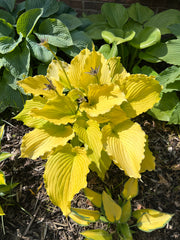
top-left (0, 0), bottom-right (92, 113)
top-left (13, 45), bottom-right (174, 239)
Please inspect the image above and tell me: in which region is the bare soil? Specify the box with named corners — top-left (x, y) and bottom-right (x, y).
top-left (0, 112), bottom-right (179, 240)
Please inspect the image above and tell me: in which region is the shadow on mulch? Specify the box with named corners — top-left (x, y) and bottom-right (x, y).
top-left (0, 114), bottom-right (179, 240)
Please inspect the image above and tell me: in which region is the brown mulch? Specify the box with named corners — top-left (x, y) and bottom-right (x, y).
top-left (0, 113), bottom-right (179, 240)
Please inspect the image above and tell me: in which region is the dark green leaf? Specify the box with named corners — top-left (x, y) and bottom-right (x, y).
top-left (132, 65), bottom-right (158, 77)
top-left (0, 19), bottom-right (14, 37)
top-left (168, 23), bottom-right (180, 38)
top-left (169, 102), bottom-right (180, 124)
top-left (101, 3), bottom-right (128, 28)
top-left (25, 0), bottom-right (59, 18)
top-left (145, 9), bottom-right (180, 34)
top-left (57, 14), bottom-right (82, 31)
top-left (16, 8), bottom-right (43, 38)
top-left (128, 3), bottom-right (154, 24)
top-left (36, 18), bottom-right (73, 47)
top-left (0, 0), bottom-right (15, 12)
top-left (157, 66), bottom-right (180, 88)
top-left (130, 26), bottom-right (161, 49)
top-left (0, 9), bottom-right (15, 25)
top-left (123, 19), bottom-right (143, 35)
top-left (85, 23), bottom-right (109, 40)
top-left (0, 33), bottom-right (23, 54)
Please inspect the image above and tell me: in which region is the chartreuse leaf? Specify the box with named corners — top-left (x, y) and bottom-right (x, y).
top-left (44, 144), bottom-right (90, 216)
top-left (31, 96), bottom-right (78, 125)
top-left (119, 223), bottom-right (133, 240)
top-left (102, 29), bottom-right (135, 45)
top-left (117, 74), bottom-right (162, 118)
top-left (80, 84), bottom-right (126, 117)
top-left (0, 205), bottom-right (5, 216)
top-left (20, 124), bottom-right (74, 159)
top-left (140, 135), bottom-right (155, 173)
top-left (18, 75), bottom-right (62, 98)
top-left (98, 43), bottom-right (118, 59)
top-left (102, 121), bottom-right (145, 178)
top-left (84, 188), bottom-right (102, 208)
top-left (16, 8), bottom-right (43, 38)
top-left (0, 125), bottom-right (5, 141)
top-left (128, 3), bottom-right (154, 24)
top-left (120, 200), bottom-right (131, 223)
top-left (0, 152), bottom-right (12, 162)
top-left (133, 209), bottom-right (174, 232)
top-left (36, 18), bottom-right (73, 48)
top-left (101, 3), bottom-right (128, 28)
top-left (25, 0), bottom-right (59, 18)
top-left (102, 191), bottom-right (121, 223)
top-left (74, 118), bottom-right (103, 174)
top-left (69, 208), bottom-right (100, 225)
top-left (130, 27), bottom-right (161, 49)
top-left (81, 229), bottom-right (112, 240)
top-left (122, 178), bottom-right (138, 200)
top-left (14, 96), bottom-right (48, 128)
top-left (0, 171), bottom-right (6, 185)
top-left (145, 9), bottom-right (180, 34)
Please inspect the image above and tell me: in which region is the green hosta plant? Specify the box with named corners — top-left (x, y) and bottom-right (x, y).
top-left (15, 46), bottom-right (162, 216)
top-left (85, 2), bottom-right (180, 71)
top-left (69, 178), bottom-right (173, 239)
top-left (0, 0), bottom-right (92, 112)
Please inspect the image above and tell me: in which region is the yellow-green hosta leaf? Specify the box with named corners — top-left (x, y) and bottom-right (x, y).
top-left (0, 205), bottom-right (5, 216)
top-left (31, 96), bottom-right (78, 125)
top-left (0, 171), bottom-right (6, 185)
top-left (18, 75), bottom-right (59, 98)
top-left (102, 191), bottom-right (121, 223)
top-left (107, 57), bottom-right (129, 80)
top-left (102, 120), bottom-right (146, 178)
top-left (70, 208), bottom-right (100, 225)
top-left (122, 178), bottom-right (138, 200)
top-left (20, 124), bottom-right (74, 159)
top-left (44, 144), bottom-right (90, 216)
top-left (80, 84), bottom-right (126, 117)
top-left (14, 96), bottom-right (48, 128)
top-left (0, 125), bottom-right (5, 141)
top-left (140, 135), bottom-right (155, 173)
top-left (47, 59), bottom-right (71, 89)
top-left (117, 74), bottom-right (162, 118)
top-left (84, 187), bottom-right (102, 208)
top-left (133, 209), bottom-right (174, 232)
top-left (120, 200), bottom-right (132, 223)
top-left (81, 229), bottom-right (112, 240)
top-left (74, 118), bottom-right (103, 171)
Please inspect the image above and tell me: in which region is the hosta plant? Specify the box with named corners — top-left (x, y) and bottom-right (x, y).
top-left (85, 2), bottom-right (180, 71)
top-left (0, 0), bottom-right (92, 112)
top-left (15, 46), bottom-right (162, 217)
top-left (70, 178), bottom-right (173, 239)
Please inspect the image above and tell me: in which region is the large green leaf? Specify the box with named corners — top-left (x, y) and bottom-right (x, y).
top-left (128, 3), bottom-right (154, 24)
top-left (62, 30), bottom-right (92, 57)
top-left (36, 18), bottom-right (73, 48)
top-left (157, 66), bottom-right (180, 89)
top-left (85, 23), bottom-right (109, 40)
top-left (145, 9), bottom-right (180, 34)
top-left (44, 144), bottom-right (90, 216)
top-left (0, 9), bottom-right (15, 24)
top-left (130, 27), bottom-right (161, 49)
top-left (169, 102), bottom-right (180, 124)
top-left (0, 19), bottom-right (14, 37)
top-left (57, 14), bottom-right (82, 31)
top-left (160, 39), bottom-right (180, 65)
top-left (0, 0), bottom-right (15, 12)
top-left (101, 3), bottom-right (128, 28)
top-left (0, 69), bottom-right (27, 113)
top-left (3, 42), bottom-right (30, 79)
top-left (27, 35), bottom-right (56, 63)
top-left (16, 8), bottom-right (43, 38)
top-left (98, 43), bottom-right (118, 59)
top-left (0, 33), bottom-right (23, 54)
top-left (149, 92), bottom-right (179, 122)
top-left (25, 0), bottom-right (59, 18)
top-left (102, 29), bottom-right (135, 45)
top-left (168, 24), bottom-right (180, 38)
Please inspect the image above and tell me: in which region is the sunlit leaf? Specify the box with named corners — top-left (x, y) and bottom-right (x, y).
top-left (84, 188), bottom-right (102, 208)
top-left (98, 43), bottom-right (118, 59)
top-left (20, 124), bottom-right (74, 159)
top-left (133, 209), bottom-right (174, 232)
top-left (70, 208), bottom-right (100, 225)
top-left (0, 152), bottom-right (12, 162)
top-left (0, 205), bottom-right (5, 216)
top-left (44, 144), bottom-right (90, 216)
top-left (122, 178), bottom-right (138, 200)
top-left (102, 29), bottom-right (135, 45)
top-left (102, 191), bottom-right (121, 223)
top-left (0, 125), bottom-right (5, 141)
top-left (0, 171), bottom-right (6, 185)
top-left (81, 229), bottom-right (112, 240)
top-left (102, 121), bottom-right (145, 178)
